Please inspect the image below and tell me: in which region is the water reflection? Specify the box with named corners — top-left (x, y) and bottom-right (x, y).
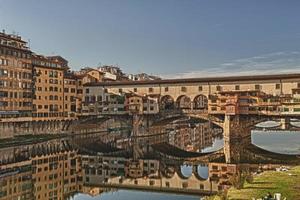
top-left (0, 119), bottom-right (300, 200)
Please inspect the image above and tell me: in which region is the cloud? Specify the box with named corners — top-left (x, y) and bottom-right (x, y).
top-left (162, 51), bottom-right (300, 79)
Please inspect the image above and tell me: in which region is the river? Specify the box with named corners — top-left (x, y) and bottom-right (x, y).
top-left (72, 131), bottom-right (300, 200)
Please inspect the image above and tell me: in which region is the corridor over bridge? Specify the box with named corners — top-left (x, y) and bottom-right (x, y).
top-left (80, 73), bottom-right (300, 164)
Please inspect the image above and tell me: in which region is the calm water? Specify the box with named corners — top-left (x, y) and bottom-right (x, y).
top-left (73, 131), bottom-right (300, 200)
top-left (252, 131), bottom-right (300, 154)
top-left (72, 190), bottom-right (200, 200)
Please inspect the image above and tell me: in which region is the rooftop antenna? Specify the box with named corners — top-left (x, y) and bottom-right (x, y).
top-left (28, 39), bottom-right (31, 49)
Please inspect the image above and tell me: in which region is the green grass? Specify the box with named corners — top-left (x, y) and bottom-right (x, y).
top-left (227, 166), bottom-right (300, 200)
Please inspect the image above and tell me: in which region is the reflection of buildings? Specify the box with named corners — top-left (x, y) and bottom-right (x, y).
top-left (81, 155), bottom-right (159, 183)
top-left (168, 121), bottom-right (214, 152)
top-left (32, 149), bottom-right (82, 200)
top-left (0, 142), bottom-right (82, 200)
top-left (0, 160), bottom-right (33, 200)
top-left (1, 139), bottom-right (296, 199)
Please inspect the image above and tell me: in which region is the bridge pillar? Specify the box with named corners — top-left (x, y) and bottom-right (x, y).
top-left (223, 115), bottom-right (252, 164)
top-left (280, 118), bottom-right (290, 130)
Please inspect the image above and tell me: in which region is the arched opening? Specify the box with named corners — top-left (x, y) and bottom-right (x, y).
top-left (176, 95), bottom-right (191, 109)
top-left (193, 95), bottom-right (208, 110)
top-left (160, 95), bottom-right (175, 110)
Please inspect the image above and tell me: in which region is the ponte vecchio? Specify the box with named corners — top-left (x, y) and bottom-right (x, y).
top-left (80, 73), bottom-right (300, 164)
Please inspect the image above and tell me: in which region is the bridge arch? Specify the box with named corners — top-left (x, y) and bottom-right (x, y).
top-left (160, 95), bottom-right (175, 110)
top-left (193, 95), bottom-right (208, 110)
top-left (178, 165), bottom-right (193, 179)
top-left (177, 165), bottom-right (209, 181)
top-left (176, 95), bottom-right (192, 109)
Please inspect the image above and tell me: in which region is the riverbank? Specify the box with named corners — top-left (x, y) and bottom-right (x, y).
top-left (227, 166), bottom-right (300, 199)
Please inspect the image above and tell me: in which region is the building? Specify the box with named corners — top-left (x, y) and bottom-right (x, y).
top-left (32, 54), bottom-right (68, 121)
top-left (127, 73), bottom-right (161, 81)
top-left (83, 73), bottom-right (300, 115)
top-left (75, 67), bottom-right (104, 84)
top-left (208, 90), bottom-right (288, 115)
top-left (63, 72), bottom-right (83, 118)
top-left (0, 31), bottom-right (33, 121)
top-left (98, 65), bottom-right (129, 81)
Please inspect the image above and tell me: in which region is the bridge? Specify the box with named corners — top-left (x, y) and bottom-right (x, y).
top-left (75, 89), bottom-right (300, 165)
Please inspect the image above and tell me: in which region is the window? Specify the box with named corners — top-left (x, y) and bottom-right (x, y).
top-left (255, 84), bottom-right (260, 90)
top-left (216, 85), bottom-right (222, 91)
top-left (235, 85), bottom-right (240, 90)
top-left (149, 88), bottom-right (153, 93)
top-left (85, 88), bottom-right (89, 94)
top-left (181, 86), bottom-right (187, 92)
top-left (165, 87), bottom-right (169, 92)
top-left (198, 86), bottom-right (202, 91)
top-left (119, 88), bottom-right (123, 93)
top-left (275, 83), bottom-right (280, 89)
top-left (133, 88), bottom-right (137, 92)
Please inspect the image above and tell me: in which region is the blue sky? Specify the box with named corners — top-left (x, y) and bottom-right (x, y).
top-left (1, 0), bottom-right (300, 77)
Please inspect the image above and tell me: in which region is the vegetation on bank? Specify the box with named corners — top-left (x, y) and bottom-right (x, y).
top-left (207, 166), bottom-right (300, 200)
top-left (0, 134), bottom-right (68, 148)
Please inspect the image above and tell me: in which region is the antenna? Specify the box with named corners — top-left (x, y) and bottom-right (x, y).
top-left (28, 39), bottom-right (31, 49)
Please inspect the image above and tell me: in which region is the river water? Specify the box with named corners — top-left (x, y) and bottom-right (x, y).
top-left (72, 131), bottom-right (300, 200)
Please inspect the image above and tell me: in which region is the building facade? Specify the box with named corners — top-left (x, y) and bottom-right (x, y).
top-left (83, 74), bottom-right (300, 115)
top-left (0, 32), bottom-right (33, 121)
top-left (32, 55), bottom-right (68, 121)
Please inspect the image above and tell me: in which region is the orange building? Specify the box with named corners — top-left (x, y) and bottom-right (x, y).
top-left (63, 72), bottom-right (84, 117)
top-left (0, 32), bottom-right (33, 121)
top-left (32, 55), bottom-right (68, 121)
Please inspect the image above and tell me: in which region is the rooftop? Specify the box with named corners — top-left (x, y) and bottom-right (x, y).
top-left (84, 73), bottom-right (300, 87)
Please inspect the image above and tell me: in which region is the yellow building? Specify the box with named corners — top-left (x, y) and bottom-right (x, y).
top-left (32, 55), bottom-right (68, 121)
top-left (0, 32), bottom-right (33, 121)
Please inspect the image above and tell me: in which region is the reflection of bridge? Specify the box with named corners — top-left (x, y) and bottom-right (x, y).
top-left (71, 87), bottom-right (300, 166)
top-left (90, 171), bottom-right (219, 196)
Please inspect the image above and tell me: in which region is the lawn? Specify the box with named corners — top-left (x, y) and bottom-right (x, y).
top-left (227, 166), bottom-right (300, 200)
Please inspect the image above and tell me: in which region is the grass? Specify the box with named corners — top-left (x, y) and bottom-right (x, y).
top-left (227, 166), bottom-right (300, 200)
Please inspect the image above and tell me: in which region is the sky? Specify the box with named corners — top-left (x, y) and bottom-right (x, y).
top-left (1, 0), bottom-right (300, 78)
